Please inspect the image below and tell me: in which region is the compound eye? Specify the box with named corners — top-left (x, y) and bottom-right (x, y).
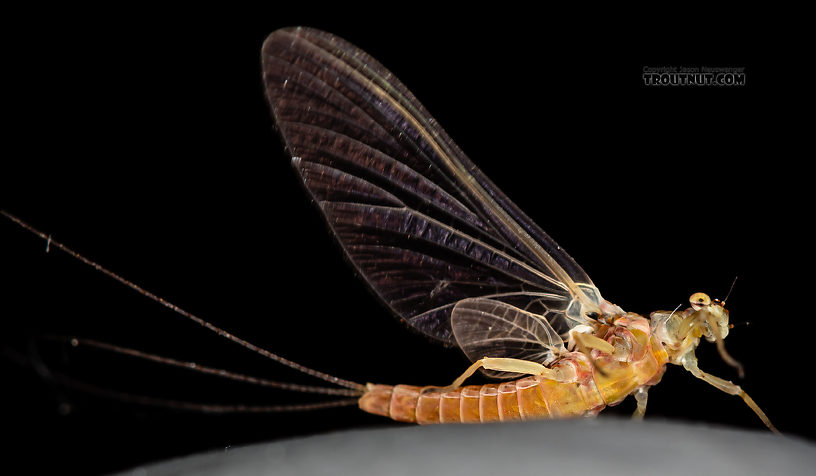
top-left (690, 292), bottom-right (711, 311)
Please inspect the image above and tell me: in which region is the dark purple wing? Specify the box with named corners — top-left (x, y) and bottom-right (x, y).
top-left (262, 27), bottom-right (605, 345)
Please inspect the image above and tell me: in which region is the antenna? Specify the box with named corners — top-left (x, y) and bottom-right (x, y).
top-left (722, 275), bottom-right (738, 305)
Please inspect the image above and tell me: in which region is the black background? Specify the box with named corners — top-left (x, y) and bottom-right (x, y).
top-left (2, 5), bottom-right (809, 474)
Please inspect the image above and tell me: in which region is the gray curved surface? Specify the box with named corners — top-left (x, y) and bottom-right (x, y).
top-left (119, 419), bottom-right (814, 476)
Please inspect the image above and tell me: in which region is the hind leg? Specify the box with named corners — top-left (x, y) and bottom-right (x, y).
top-left (446, 357), bottom-right (561, 389)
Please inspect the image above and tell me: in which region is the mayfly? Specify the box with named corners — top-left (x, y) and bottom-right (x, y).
top-left (4, 26), bottom-right (776, 432)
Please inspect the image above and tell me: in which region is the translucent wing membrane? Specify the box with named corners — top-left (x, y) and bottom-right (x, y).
top-left (452, 298), bottom-right (565, 378)
top-left (262, 27), bottom-right (607, 346)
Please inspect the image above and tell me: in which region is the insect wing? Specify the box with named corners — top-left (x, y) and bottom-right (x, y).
top-left (262, 27), bottom-right (605, 345)
top-left (451, 298), bottom-right (565, 378)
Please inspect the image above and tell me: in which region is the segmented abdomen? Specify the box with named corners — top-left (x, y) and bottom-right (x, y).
top-left (359, 353), bottom-right (606, 424)
top-left (358, 314), bottom-right (669, 424)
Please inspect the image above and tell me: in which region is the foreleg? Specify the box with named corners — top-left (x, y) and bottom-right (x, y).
top-left (681, 355), bottom-right (778, 433)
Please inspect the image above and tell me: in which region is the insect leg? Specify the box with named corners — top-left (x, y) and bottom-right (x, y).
top-left (632, 386), bottom-right (649, 420)
top-left (571, 332), bottom-right (615, 354)
top-left (681, 355), bottom-right (778, 433)
top-left (446, 358), bottom-right (560, 389)
top-left (570, 331), bottom-right (614, 378)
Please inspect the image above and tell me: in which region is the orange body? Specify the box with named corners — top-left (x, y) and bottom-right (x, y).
top-left (359, 313), bottom-right (669, 423)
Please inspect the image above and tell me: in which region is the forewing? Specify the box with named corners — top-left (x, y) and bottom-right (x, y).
top-left (451, 298), bottom-right (565, 378)
top-left (262, 27), bottom-right (605, 344)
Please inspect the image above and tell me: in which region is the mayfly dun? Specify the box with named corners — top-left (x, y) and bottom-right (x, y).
top-left (4, 27), bottom-right (777, 433)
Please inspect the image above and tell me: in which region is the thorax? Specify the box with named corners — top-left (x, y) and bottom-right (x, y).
top-left (581, 312), bottom-right (670, 406)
